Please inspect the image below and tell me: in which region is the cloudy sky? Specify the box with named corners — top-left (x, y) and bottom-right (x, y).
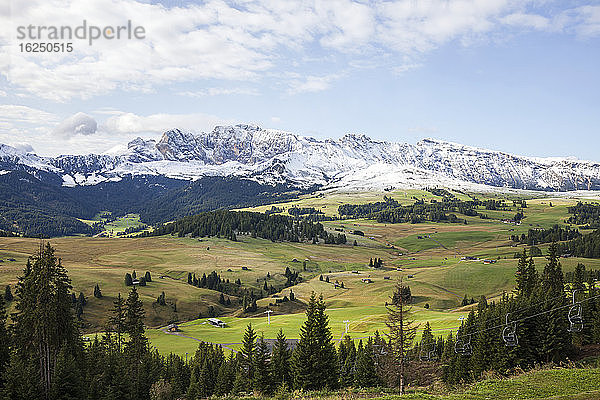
top-left (0, 0), bottom-right (599, 159)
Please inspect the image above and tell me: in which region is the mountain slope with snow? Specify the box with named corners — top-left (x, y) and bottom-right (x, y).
top-left (2, 124), bottom-right (600, 192)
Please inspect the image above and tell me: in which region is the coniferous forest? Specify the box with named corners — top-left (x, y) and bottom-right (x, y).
top-left (146, 210), bottom-right (346, 244)
top-left (1, 243), bottom-right (599, 399)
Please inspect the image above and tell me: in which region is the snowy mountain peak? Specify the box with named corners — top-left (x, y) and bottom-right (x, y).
top-left (2, 124), bottom-right (600, 192)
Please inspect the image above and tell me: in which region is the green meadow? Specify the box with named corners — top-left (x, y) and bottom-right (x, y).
top-left (2, 189), bottom-right (600, 357)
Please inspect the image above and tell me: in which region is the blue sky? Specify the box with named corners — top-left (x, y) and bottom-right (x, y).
top-left (0, 0), bottom-right (599, 159)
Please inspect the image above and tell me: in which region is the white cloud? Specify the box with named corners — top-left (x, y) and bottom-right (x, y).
top-left (7, 142), bottom-right (35, 153)
top-left (569, 5), bottom-right (600, 37)
top-left (102, 111), bottom-right (233, 134)
top-left (501, 13), bottom-right (551, 30)
top-left (0, 104), bottom-right (234, 156)
top-left (287, 73), bottom-right (344, 94)
top-left (0, 0), bottom-right (597, 102)
top-left (394, 63), bottom-right (424, 75)
top-left (0, 105), bottom-right (59, 125)
top-left (53, 112), bottom-right (97, 138)
top-left (177, 87), bottom-right (259, 97)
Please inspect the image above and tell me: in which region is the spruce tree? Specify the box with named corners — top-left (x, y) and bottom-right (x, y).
top-left (0, 296), bottom-right (9, 388)
top-left (125, 273), bottom-right (133, 286)
top-left (93, 283), bottom-right (102, 298)
top-left (49, 345), bottom-right (83, 400)
top-left (108, 293), bottom-right (126, 351)
top-left (214, 360), bottom-right (232, 396)
top-left (524, 255), bottom-right (538, 297)
top-left (11, 244), bottom-right (81, 398)
top-left (339, 334), bottom-right (356, 387)
top-left (355, 337), bottom-right (378, 387)
top-left (240, 324), bottom-right (257, 384)
top-left (1, 352), bottom-right (41, 400)
top-left (270, 329), bottom-right (291, 388)
top-left (293, 292), bottom-right (339, 390)
top-left (3, 285), bottom-right (12, 302)
top-left (124, 286), bottom-right (148, 358)
top-left (540, 243), bottom-right (571, 363)
top-left (385, 279), bottom-right (417, 394)
top-left (253, 336), bottom-right (271, 394)
top-left (515, 249), bottom-right (529, 296)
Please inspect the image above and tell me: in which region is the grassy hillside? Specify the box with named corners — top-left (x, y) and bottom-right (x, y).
top-left (278, 367), bottom-right (600, 400)
top-left (2, 189), bottom-right (600, 356)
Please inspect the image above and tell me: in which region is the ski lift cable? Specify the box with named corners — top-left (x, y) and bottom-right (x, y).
top-left (454, 292), bottom-right (600, 340)
top-left (459, 290), bottom-right (577, 330)
top-left (453, 288), bottom-right (595, 335)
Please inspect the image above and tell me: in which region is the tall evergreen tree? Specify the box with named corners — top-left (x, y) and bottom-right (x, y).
top-left (355, 338), bottom-right (378, 387)
top-left (3, 285), bottom-right (12, 302)
top-left (49, 345), bottom-right (83, 400)
top-left (0, 296), bottom-right (9, 389)
top-left (124, 286), bottom-right (147, 358)
top-left (540, 243), bottom-right (571, 363)
top-left (11, 243), bottom-right (81, 399)
top-left (240, 324), bottom-right (257, 384)
top-left (515, 249), bottom-right (529, 296)
top-left (385, 279), bottom-right (417, 394)
top-left (270, 329), bottom-right (291, 388)
top-left (253, 336), bottom-right (271, 394)
top-left (108, 293), bottom-right (126, 352)
top-left (293, 293), bottom-right (339, 390)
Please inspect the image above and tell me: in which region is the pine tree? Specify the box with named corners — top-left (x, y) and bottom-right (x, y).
top-left (270, 329), bottom-right (291, 388)
top-left (524, 254), bottom-right (538, 297)
top-left (1, 352), bottom-right (40, 400)
top-left (339, 334), bottom-right (356, 387)
top-left (125, 273), bottom-right (133, 286)
top-left (515, 249), bottom-right (529, 296)
top-left (253, 336), bottom-right (271, 394)
top-left (124, 286), bottom-right (148, 358)
top-left (49, 345), bottom-right (83, 400)
top-left (240, 324), bottom-right (257, 384)
top-left (145, 271), bottom-right (152, 282)
top-left (3, 285), bottom-right (12, 302)
top-left (355, 337), bottom-right (378, 387)
top-left (0, 295), bottom-right (10, 388)
top-left (540, 242), bottom-right (571, 363)
top-left (420, 321), bottom-right (435, 359)
top-left (108, 293), bottom-right (126, 351)
top-left (293, 293), bottom-right (339, 390)
top-left (214, 360), bottom-right (232, 396)
top-left (11, 244), bottom-right (81, 398)
top-left (93, 283), bottom-right (102, 298)
top-left (385, 279), bottom-right (417, 394)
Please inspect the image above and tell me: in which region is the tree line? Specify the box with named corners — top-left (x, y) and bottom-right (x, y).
top-left (439, 244), bottom-right (600, 383)
top-left (2, 243), bottom-right (598, 399)
top-left (144, 209), bottom-right (346, 244)
top-left (510, 224), bottom-right (581, 245)
top-left (567, 202), bottom-right (600, 228)
top-left (338, 196), bottom-right (478, 224)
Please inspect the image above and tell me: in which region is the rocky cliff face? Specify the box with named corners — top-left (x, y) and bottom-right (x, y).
top-left (2, 124), bottom-right (600, 191)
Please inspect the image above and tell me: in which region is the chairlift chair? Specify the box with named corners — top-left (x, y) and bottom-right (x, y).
top-left (502, 313), bottom-right (518, 347)
top-left (419, 340), bottom-right (438, 361)
top-left (568, 290), bottom-right (584, 333)
top-left (454, 335), bottom-right (472, 356)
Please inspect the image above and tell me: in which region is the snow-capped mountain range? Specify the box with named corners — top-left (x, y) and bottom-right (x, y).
top-left (2, 124), bottom-right (600, 192)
